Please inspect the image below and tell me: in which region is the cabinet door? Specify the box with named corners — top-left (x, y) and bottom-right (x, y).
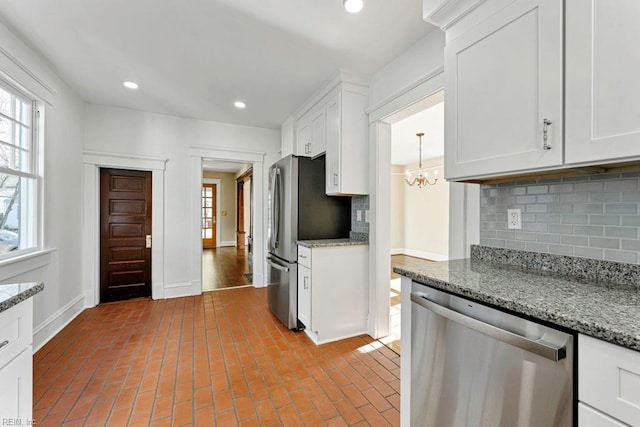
top-left (325, 92), bottom-right (341, 194)
top-left (579, 403), bottom-right (627, 427)
top-left (310, 106), bottom-right (327, 157)
top-left (297, 265), bottom-right (311, 330)
top-left (0, 347), bottom-right (32, 421)
top-left (579, 334), bottom-right (640, 426)
top-left (296, 116), bottom-right (311, 157)
top-left (444, 0), bottom-right (563, 180)
top-left (565, 0), bottom-right (640, 166)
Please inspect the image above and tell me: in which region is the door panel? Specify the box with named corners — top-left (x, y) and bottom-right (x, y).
top-left (100, 168), bottom-right (152, 302)
top-left (565, 0), bottom-right (640, 165)
top-left (444, 0), bottom-right (563, 180)
top-left (202, 183), bottom-right (217, 248)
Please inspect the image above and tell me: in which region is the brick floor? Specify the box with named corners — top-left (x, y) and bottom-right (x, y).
top-left (33, 287), bottom-right (401, 426)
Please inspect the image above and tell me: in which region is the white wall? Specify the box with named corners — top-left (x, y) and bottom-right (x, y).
top-left (84, 105), bottom-right (280, 293)
top-left (0, 21), bottom-right (85, 351)
top-left (368, 30), bottom-right (445, 109)
top-left (391, 158), bottom-right (449, 261)
top-left (390, 165), bottom-right (405, 249)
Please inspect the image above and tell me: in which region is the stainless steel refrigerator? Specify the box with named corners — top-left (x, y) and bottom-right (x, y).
top-left (267, 154), bottom-right (351, 329)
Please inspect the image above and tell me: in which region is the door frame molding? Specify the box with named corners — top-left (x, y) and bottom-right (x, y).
top-left (366, 69), bottom-right (479, 340)
top-left (202, 178), bottom-right (221, 248)
top-left (82, 151), bottom-right (168, 306)
top-left (190, 146), bottom-right (266, 289)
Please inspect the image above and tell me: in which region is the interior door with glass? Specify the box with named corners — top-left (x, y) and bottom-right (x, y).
top-left (202, 183), bottom-right (216, 248)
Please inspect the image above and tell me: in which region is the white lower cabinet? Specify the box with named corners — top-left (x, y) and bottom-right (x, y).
top-left (579, 403), bottom-right (628, 427)
top-left (579, 334), bottom-right (640, 426)
top-left (0, 347), bottom-right (33, 420)
top-left (297, 265), bottom-right (311, 330)
top-left (0, 299), bottom-right (34, 423)
top-left (297, 244), bottom-right (368, 345)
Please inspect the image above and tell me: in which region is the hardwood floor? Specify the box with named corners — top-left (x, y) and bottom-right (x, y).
top-left (32, 288), bottom-right (400, 426)
top-left (203, 247), bottom-right (252, 291)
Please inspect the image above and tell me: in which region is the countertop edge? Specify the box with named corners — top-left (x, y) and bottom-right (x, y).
top-left (396, 267), bottom-right (640, 352)
top-left (297, 239), bottom-right (369, 248)
top-left (0, 281), bottom-right (45, 314)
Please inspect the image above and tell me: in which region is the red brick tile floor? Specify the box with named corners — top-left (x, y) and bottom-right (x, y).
top-left (33, 287), bottom-right (400, 426)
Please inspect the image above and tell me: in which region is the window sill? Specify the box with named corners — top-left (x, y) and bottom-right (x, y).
top-left (0, 248), bottom-right (56, 282)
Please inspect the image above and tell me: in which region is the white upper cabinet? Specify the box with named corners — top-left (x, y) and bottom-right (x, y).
top-left (431, 0), bottom-right (640, 181)
top-left (296, 105), bottom-right (327, 158)
top-left (288, 72), bottom-right (369, 195)
top-left (310, 106), bottom-right (326, 158)
top-left (296, 113), bottom-right (311, 157)
top-left (444, 0), bottom-right (563, 180)
top-left (565, 0), bottom-right (640, 166)
top-left (325, 88), bottom-right (369, 195)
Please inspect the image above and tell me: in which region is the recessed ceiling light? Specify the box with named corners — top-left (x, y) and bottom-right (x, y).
top-left (123, 81), bottom-right (139, 89)
top-left (344, 0), bottom-right (364, 13)
top-left (234, 101), bottom-right (246, 109)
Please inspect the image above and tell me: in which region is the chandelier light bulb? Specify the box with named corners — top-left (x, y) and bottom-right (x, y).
top-left (344, 0), bottom-right (364, 14)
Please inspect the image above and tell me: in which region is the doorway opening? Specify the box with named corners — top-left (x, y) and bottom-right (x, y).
top-left (380, 90), bottom-right (449, 354)
top-left (201, 159), bottom-right (253, 291)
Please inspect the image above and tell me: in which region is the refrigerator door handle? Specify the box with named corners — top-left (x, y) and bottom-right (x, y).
top-left (269, 167), bottom-right (278, 250)
top-left (267, 257), bottom-right (290, 272)
top-left (273, 167), bottom-right (282, 248)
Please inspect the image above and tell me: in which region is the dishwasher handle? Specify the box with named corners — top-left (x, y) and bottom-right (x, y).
top-left (411, 292), bottom-right (566, 362)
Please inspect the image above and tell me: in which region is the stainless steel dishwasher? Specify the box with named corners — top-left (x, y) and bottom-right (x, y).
top-left (410, 282), bottom-right (574, 427)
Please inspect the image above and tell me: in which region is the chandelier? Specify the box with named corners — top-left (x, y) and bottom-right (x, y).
top-left (404, 132), bottom-right (438, 188)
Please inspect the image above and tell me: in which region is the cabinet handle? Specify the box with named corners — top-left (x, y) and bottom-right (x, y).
top-left (304, 276), bottom-right (309, 289)
top-left (542, 118), bottom-right (552, 150)
top-left (299, 254), bottom-right (307, 259)
top-left (307, 143), bottom-right (312, 154)
top-left (333, 173), bottom-right (338, 186)
top-left (0, 340), bottom-right (9, 349)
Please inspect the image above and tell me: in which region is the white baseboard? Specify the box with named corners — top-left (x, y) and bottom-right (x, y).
top-left (219, 241), bottom-right (237, 247)
top-left (391, 248), bottom-right (448, 262)
top-left (152, 282), bottom-right (164, 300)
top-left (367, 313), bottom-right (377, 339)
top-left (33, 293), bottom-right (87, 353)
top-left (163, 281), bottom-right (201, 299)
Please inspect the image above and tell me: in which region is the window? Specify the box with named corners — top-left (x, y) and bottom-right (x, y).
top-left (0, 80), bottom-right (38, 255)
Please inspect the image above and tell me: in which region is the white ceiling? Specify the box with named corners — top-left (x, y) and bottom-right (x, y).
top-left (202, 159), bottom-right (248, 173)
top-left (391, 96), bottom-right (444, 165)
top-left (0, 0), bottom-right (434, 129)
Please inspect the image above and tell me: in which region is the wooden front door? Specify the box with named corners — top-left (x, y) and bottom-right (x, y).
top-left (202, 183), bottom-right (217, 248)
top-left (100, 168), bottom-right (152, 302)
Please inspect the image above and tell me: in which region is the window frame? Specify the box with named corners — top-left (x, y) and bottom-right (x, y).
top-left (0, 76), bottom-right (42, 260)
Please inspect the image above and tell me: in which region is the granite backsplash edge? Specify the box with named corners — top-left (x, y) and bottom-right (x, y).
top-left (470, 244), bottom-right (640, 289)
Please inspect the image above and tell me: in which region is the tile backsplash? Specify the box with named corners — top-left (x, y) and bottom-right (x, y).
top-left (351, 195), bottom-right (369, 235)
top-left (480, 172), bottom-right (640, 264)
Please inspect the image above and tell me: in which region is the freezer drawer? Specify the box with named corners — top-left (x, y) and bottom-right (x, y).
top-left (266, 255), bottom-right (298, 329)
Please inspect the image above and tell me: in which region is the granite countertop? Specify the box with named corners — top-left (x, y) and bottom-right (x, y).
top-left (394, 256), bottom-right (640, 352)
top-left (0, 282), bottom-right (44, 313)
top-left (297, 238), bottom-right (368, 248)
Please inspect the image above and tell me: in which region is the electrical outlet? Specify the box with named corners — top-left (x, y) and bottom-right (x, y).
top-left (507, 209), bottom-right (522, 230)
top-left (365, 210), bottom-right (370, 223)
top-left (356, 210), bottom-right (362, 221)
